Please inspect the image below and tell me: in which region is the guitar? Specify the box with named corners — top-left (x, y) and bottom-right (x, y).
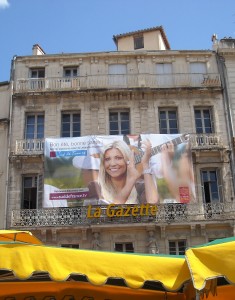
top-left (123, 134), bottom-right (190, 166)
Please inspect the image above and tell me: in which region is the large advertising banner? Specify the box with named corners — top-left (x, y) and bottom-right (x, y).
top-left (44, 134), bottom-right (195, 207)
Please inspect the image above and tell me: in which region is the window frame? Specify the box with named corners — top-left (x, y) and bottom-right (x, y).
top-left (109, 109), bottom-right (130, 135)
top-left (159, 108), bottom-right (179, 134)
top-left (201, 169), bottom-right (221, 204)
top-left (156, 63), bottom-right (173, 75)
top-left (25, 113), bottom-right (44, 139)
top-left (22, 175), bottom-right (38, 209)
top-left (63, 67), bottom-right (79, 78)
top-left (168, 240), bottom-right (186, 255)
top-left (61, 111), bottom-right (81, 138)
top-left (189, 62), bottom-right (207, 74)
top-left (108, 64), bottom-right (127, 87)
top-left (134, 35), bottom-right (144, 50)
top-left (114, 242), bottom-right (134, 253)
top-left (194, 107), bottom-right (214, 134)
top-left (30, 68), bottom-right (45, 78)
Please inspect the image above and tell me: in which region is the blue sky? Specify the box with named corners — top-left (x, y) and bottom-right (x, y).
top-left (0, 0), bottom-right (234, 82)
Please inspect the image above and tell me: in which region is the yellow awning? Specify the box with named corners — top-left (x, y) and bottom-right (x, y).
top-left (0, 242), bottom-right (190, 292)
top-left (186, 237), bottom-right (235, 291)
top-left (0, 230), bottom-right (43, 245)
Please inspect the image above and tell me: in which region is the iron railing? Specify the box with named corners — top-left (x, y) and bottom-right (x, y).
top-left (15, 73), bottom-right (221, 92)
top-left (13, 133), bottom-right (224, 156)
top-left (11, 202), bottom-right (235, 228)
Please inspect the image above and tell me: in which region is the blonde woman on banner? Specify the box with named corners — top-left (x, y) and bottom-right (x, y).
top-left (98, 139), bottom-right (159, 204)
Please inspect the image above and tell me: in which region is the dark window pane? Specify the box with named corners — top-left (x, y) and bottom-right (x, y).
top-left (24, 177), bottom-right (32, 188)
top-left (121, 121), bottom-right (130, 133)
top-left (110, 122), bottom-right (118, 131)
top-left (120, 112), bottom-right (129, 121)
top-left (115, 243), bottom-right (123, 252)
top-left (168, 111), bottom-right (176, 119)
top-left (134, 36), bottom-right (144, 49)
top-left (160, 120), bottom-right (167, 129)
top-left (62, 114), bottom-right (70, 122)
top-left (160, 111), bottom-right (166, 119)
top-left (73, 114), bottom-right (80, 122)
top-left (73, 123), bottom-right (80, 132)
top-left (169, 120), bottom-right (177, 129)
top-left (170, 128), bottom-right (179, 134)
top-left (110, 113), bottom-right (118, 121)
top-left (65, 70), bottom-right (71, 77)
top-left (203, 110), bottom-right (210, 119)
top-left (38, 70), bottom-right (45, 78)
top-left (63, 132), bottom-right (70, 137)
top-left (27, 116), bottom-right (35, 124)
top-left (62, 123), bottom-right (70, 131)
top-left (125, 243), bottom-right (134, 253)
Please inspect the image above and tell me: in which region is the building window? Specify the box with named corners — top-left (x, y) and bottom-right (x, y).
top-left (201, 170), bottom-right (221, 204)
top-left (156, 63), bottom-right (173, 86)
top-left (30, 68), bottom-right (45, 78)
top-left (25, 114), bottom-right (44, 139)
top-left (159, 109), bottom-right (178, 134)
top-left (63, 67), bottom-right (78, 77)
top-left (169, 240), bottom-right (186, 255)
top-left (190, 62), bottom-right (206, 74)
top-left (109, 110), bottom-right (130, 135)
top-left (115, 242), bottom-right (134, 253)
top-left (61, 244), bottom-right (79, 249)
top-left (61, 112), bottom-right (81, 137)
top-left (156, 63), bottom-right (173, 75)
top-left (30, 68), bottom-right (45, 89)
top-left (108, 64), bottom-right (127, 86)
top-left (22, 176), bottom-right (38, 209)
top-left (134, 35), bottom-right (144, 49)
top-left (190, 62), bottom-right (207, 86)
top-left (194, 108), bottom-right (213, 133)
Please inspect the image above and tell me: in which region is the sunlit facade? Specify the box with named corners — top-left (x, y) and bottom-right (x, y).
top-left (4, 27), bottom-right (235, 253)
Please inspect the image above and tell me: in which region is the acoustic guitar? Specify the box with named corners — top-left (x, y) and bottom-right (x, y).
top-left (123, 133), bottom-right (190, 173)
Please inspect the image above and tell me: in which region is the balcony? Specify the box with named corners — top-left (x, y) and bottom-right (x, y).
top-left (13, 134), bottom-right (224, 156)
top-left (14, 73), bottom-right (221, 92)
top-left (14, 139), bottom-right (44, 155)
top-left (11, 202), bottom-right (235, 228)
top-left (190, 133), bottom-right (224, 150)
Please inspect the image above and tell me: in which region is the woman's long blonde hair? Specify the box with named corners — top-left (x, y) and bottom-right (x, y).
top-left (98, 140), bottom-right (137, 203)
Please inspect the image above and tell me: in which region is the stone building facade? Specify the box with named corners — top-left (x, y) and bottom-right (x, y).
top-left (5, 27), bottom-right (235, 253)
top-left (0, 81), bottom-right (10, 229)
top-left (215, 36), bottom-right (235, 189)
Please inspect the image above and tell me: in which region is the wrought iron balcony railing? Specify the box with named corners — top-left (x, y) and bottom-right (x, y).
top-left (14, 73), bottom-right (221, 92)
top-left (13, 133), bottom-right (224, 156)
top-left (11, 202), bottom-right (235, 228)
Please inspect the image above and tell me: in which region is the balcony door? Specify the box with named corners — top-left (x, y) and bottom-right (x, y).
top-left (22, 175), bottom-right (43, 209)
top-left (30, 68), bottom-right (45, 89)
top-left (156, 63), bottom-right (173, 87)
top-left (108, 64), bottom-right (127, 87)
top-left (190, 62), bottom-right (206, 86)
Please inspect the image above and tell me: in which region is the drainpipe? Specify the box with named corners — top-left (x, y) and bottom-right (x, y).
top-left (216, 52), bottom-right (235, 197)
top-left (4, 55), bottom-right (16, 229)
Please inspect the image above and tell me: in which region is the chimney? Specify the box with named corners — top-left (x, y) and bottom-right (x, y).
top-left (211, 34), bottom-right (218, 51)
top-left (32, 44), bottom-right (46, 55)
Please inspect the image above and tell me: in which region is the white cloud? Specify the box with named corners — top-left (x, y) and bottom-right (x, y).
top-left (0, 0), bottom-right (10, 9)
